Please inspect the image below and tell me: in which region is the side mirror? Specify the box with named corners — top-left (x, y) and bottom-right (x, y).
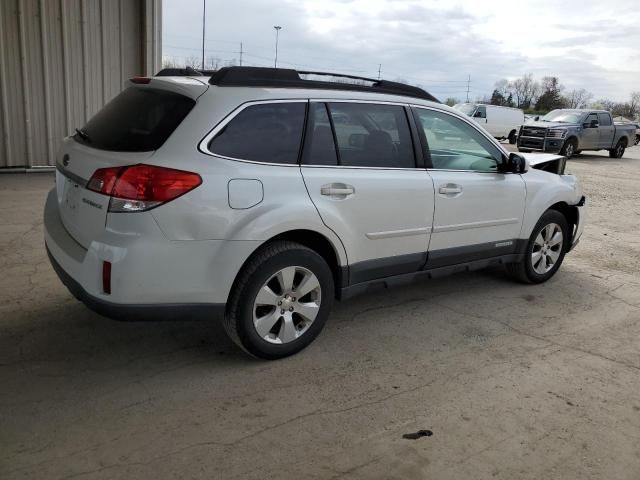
top-left (473, 111), bottom-right (483, 118)
top-left (508, 152), bottom-right (529, 174)
top-left (591, 120), bottom-right (599, 128)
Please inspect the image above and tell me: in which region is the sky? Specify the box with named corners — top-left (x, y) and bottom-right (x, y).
top-left (162, 0), bottom-right (640, 103)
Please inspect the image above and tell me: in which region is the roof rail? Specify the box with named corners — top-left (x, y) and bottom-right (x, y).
top-left (208, 66), bottom-right (440, 103)
top-left (155, 66), bottom-right (217, 77)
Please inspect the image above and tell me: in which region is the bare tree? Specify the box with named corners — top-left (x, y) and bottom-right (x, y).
top-left (564, 88), bottom-right (593, 109)
top-left (184, 56), bottom-right (201, 68)
top-left (508, 73), bottom-right (538, 109)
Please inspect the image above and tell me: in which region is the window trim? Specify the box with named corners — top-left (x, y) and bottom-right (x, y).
top-left (198, 99), bottom-right (309, 166)
top-left (410, 105), bottom-right (510, 173)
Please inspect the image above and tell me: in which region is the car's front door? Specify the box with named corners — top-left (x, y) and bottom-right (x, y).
top-left (581, 113), bottom-right (599, 149)
top-left (412, 107), bottom-right (526, 268)
top-left (301, 102), bottom-right (434, 284)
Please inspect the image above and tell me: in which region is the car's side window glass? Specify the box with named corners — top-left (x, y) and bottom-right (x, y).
top-left (413, 108), bottom-right (502, 172)
top-left (302, 103), bottom-right (338, 166)
top-left (473, 106), bottom-right (487, 119)
top-left (209, 102), bottom-right (305, 164)
top-left (327, 103), bottom-right (415, 168)
top-left (598, 113), bottom-right (612, 126)
top-left (586, 113), bottom-right (598, 126)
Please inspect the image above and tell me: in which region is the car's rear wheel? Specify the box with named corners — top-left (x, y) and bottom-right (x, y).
top-left (635, 134), bottom-right (639, 146)
top-left (560, 138), bottom-right (577, 159)
top-left (609, 139), bottom-right (627, 158)
top-left (224, 241), bottom-right (334, 359)
top-left (507, 210), bottom-right (569, 284)
top-left (508, 130), bottom-right (517, 144)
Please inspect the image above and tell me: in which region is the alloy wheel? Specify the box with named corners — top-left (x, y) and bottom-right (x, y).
top-left (252, 266), bottom-right (322, 344)
top-left (531, 223), bottom-right (563, 274)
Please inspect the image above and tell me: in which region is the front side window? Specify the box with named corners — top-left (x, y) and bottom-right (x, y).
top-left (413, 108), bottom-right (502, 171)
top-left (473, 106), bottom-right (487, 119)
top-left (326, 103), bottom-right (415, 168)
top-left (585, 113), bottom-right (598, 126)
top-left (209, 102), bottom-right (306, 164)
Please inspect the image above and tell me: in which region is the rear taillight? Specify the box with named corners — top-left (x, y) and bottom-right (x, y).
top-left (87, 164), bottom-right (202, 212)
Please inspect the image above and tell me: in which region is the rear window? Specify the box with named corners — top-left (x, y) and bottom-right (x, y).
top-left (74, 87), bottom-right (195, 152)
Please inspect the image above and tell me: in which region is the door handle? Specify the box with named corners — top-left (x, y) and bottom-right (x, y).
top-left (321, 183), bottom-right (355, 197)
top-left (438, 184), bottom-right (463, 195)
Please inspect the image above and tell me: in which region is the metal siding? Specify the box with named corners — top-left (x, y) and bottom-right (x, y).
top-left (0, 0), bottom-right (161, 168)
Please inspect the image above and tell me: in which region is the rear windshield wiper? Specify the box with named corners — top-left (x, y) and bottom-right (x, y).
top-left (75, 128), bottom-right (91, 142)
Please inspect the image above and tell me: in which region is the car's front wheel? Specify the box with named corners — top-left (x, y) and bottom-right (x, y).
top-left (224, 241), bottom-right (334, 359)
top-left (561, 138), bottom-right (577, 159)
top-left (507, 210), bottom-right (569, 284)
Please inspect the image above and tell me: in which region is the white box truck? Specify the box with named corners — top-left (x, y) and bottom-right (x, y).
top-left (454, 103), bottom-right (524, 144)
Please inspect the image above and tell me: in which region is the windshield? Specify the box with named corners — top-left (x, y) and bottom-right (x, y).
top-left (540, 110), bottom-right (582, 124)
top-left (453, 103), bottom-right (477, 116)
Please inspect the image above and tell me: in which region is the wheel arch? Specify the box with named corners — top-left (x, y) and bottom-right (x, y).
top-left (228, 229), bottom-right (347, 303)
top-left (547, 201), bottom-right (578, 245)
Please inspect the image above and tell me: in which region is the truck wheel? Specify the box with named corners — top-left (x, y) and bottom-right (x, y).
top-left (560, 138), bottom-right (577, 159)
top-left (635, 134), bottom-right (639, 146)
top-left (507, 210), bottom-right (569, 284)
top-left (224, 241), bottom-right (334, 359)
top-left (508, 130), bottom-right (517, 144)
top-left (609, 139), bottom-right (626, 158)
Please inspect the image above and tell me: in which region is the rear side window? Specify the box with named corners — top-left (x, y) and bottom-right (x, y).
top-left (75, 87), bottom-right (195, 152)
top-left (302, 103), bottom-right (338, 166)
top-left (327, 103), bottom-right (415, 168)
top-left (598, 113), bottom-right (612, 126)
top-left (209, 103), bottom-right (306, 164)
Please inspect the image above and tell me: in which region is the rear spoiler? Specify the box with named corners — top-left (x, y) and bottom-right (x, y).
top-left (155, 67), bottom-right (217, 77)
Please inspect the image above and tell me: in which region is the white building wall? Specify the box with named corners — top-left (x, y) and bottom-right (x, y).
top-left (0, 0), bottom-right (162, 168)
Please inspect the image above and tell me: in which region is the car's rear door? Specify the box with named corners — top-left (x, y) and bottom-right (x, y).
top-left (411, 106), bottom-right (526, 268)
top-left (300, 101), bottom-right (434, 284)
top-left (597, 112), bottom-right (615, 148)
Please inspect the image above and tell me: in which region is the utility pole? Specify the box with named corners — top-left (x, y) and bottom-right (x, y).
top-left (239, 42), bottom-right (243, 66)
top-left (466, 74), bottom-right (471, 102)
top-left (201, 0), bottom-right (206, 70)
top-left (377, 64), bottom-right (382, 81)
top-left (273, 26), bottom-right (282, 68)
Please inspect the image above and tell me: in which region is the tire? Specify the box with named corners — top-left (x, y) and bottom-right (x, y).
top-left (508, 130), bottom-right (517, 144)
top-left (224, 241), bottom-right (334, 359)
top-left (635, 134), bottom-right (639, 146)
top-left (507, 210), bottom-right (569, 284)
top-left (609, 139), bottom-right (626, 158)
top-left (560, 138), bottom-right (577, 159)
top-left (574, 150), bottom-right (582, 155)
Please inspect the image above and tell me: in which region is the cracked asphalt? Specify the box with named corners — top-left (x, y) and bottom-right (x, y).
top-left (2, 145), bottom-right (640, 479)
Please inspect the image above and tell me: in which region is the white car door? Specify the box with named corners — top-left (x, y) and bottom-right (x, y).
top-left (412, 106), bottom-right (526, 268)
top-left (301, 102), bottom-right (435, 284)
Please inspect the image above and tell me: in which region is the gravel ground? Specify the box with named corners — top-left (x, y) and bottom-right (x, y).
top-left (1, 145), bottom-right (640, 480)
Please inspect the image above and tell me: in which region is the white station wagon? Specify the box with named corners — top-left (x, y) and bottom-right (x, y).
top-left (45, 67), bottom-right (586, 359)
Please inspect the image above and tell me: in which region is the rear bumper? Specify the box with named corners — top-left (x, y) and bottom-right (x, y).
top-left (44, 188), bottom-right (259, 320)
top-left (46, 246), bottom-right (225, 321)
